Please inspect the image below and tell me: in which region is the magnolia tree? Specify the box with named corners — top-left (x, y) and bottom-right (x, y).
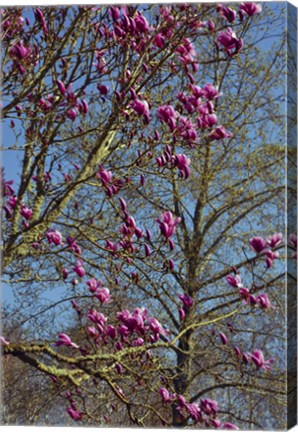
top-left (1, 3), bottom-right (296, 429)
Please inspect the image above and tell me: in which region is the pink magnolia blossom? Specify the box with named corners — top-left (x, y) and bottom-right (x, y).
top-left (265, 250), bottom-right (279, 268)
top-left (98, 168), bottom-right (113, 185)
top-left (209, 125), bottom-right (233, 140)
top-left (67, 108), bottom-right (78, 121)
top-left (67, 407), bottom-right (83, 421)
top-left (46, 229), bottom-right (63, 246)
top-left (179, 308), bottom-right (186, 320)
top-left (87, 310), bottom-right (107, 329)
top-left (130, 98), bottom-right (149, 122)
top-left (200, 398), bottom-right (218, 415)
top-left (132, 337), bottom-right (144, 346)
top-left (95, 287), bottom-right (113, 304)
top-left (2, 175), bottom-right (15, 196)
top-left (265, 250), bottom-right (279, 260)
top-left (217, 28), bottom-right (243, 56)
top-left (197, 113), bottom-right (218, 129)
top-left (219, 332), bottom-right (228, 345)
top-left (203, 83), bottom-right (222, 100)
top-left (73, 259), bottom-right (85, 277)
top-left (66, 237), bottom-right (81, 255)
top-left (222, 423), bottom-right (239, 430)
top-left (212, 419), bottom-right (221, 428)
top-left (239, 287), bottom-right (250, 303)
top-left (172, 154), bottom-right (191, 179)
top-left (250, 350), bottom-right (274, 370)
top-left (86, 326), bottom-right (98, 339)
top-left (56, 333), bottom-right (79, 349)
top-left (20, 205), bottom-right (32, 220)
top-left (97, 84), bottom-right (110, 95)
top-left (159, 387), bottom-right (176, 404)
top-left (134, 13), bottom-right (149, 33)
top-left (11, 40), bottom-right (31, 60)
top-left (148, 317), bottom-right (167, 336)
top-left (177, 401), bottom-right (201, 422)
top-left (239, 2), bottom-right (262, 17)
top-left (57, 79), bottom-right (67, 95)
top-left (179, 294), bottom-right (194, 310)
top-left (156, 211), bottom-right (181, 239)
top-left (87, 278), bottom-right (100, 292)
top-left (106, 325), bottom-right (117, 339)
top-left (217, 4), bottom-right (237, 22)
top-left (109, 6), bottom-right (120, 21)
top-left (154, 33), bottom-right (165, 48)
top-left (226, 274), bottom-right (243, 288)
top-left (234, 346), bottom-right (241, 357)
top-left (34, 8), bottom-right (48, 34)
top-left (157, 105), bottom-right (178, 131)
top-left (8, 195), bottom-right (18, 208)
top-left (249, 236), bottom-right (267, 253)
top-left (144, 244), bottom-right (151, 257)
top-left (266, 232), bottom-right (282, 248)
top-left (256, 293), bottom-right (274, 309)
top-left (243, 352), bottom-right (250, 364)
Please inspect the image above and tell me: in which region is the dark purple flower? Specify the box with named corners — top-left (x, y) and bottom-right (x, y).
top-left (3, 205), bottom-right (12, 218)
top-left (11, 40), bottom-right (31, 60)
top-left (179, 294), bottom-right (194, 310)
top-left (249, 236), bottom-right (267, 253)
top-left (97, 84), bottom-right (110, 95)
top-left (239, 2), bottom-right (262, 17)
top-left (109, 6), bottom-right (120, 21)
top-left (57, 79), bottom-right (67, 95)
top-left (8, 195), bottom-right (17, 207)
top-left (217, 4), bottom-right (237, 22)
top-left (62, 268), bottom-right (69, 279)
top-left (134, 14), bottom-right (149, 33)
top-left (234, 346), bottom-right (241, 357)
top-left (144, 244), bottom-right (151, 257)
top-left (250, 350), bottom-right (274, 370)
top-left (106, 325), bottom-right (117, 339)
top-left (20, 205), bottom-right (32, 220)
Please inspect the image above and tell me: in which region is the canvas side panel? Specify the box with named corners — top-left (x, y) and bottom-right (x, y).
top-left (287, 2), bottom-right (297, 430)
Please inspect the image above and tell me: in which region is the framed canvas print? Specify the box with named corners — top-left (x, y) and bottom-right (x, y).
top-left (0, 1), bottom-right (297, 430)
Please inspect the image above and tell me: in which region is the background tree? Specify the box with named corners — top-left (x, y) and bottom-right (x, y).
top-left (1, 2), bottom-right (296, 429)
